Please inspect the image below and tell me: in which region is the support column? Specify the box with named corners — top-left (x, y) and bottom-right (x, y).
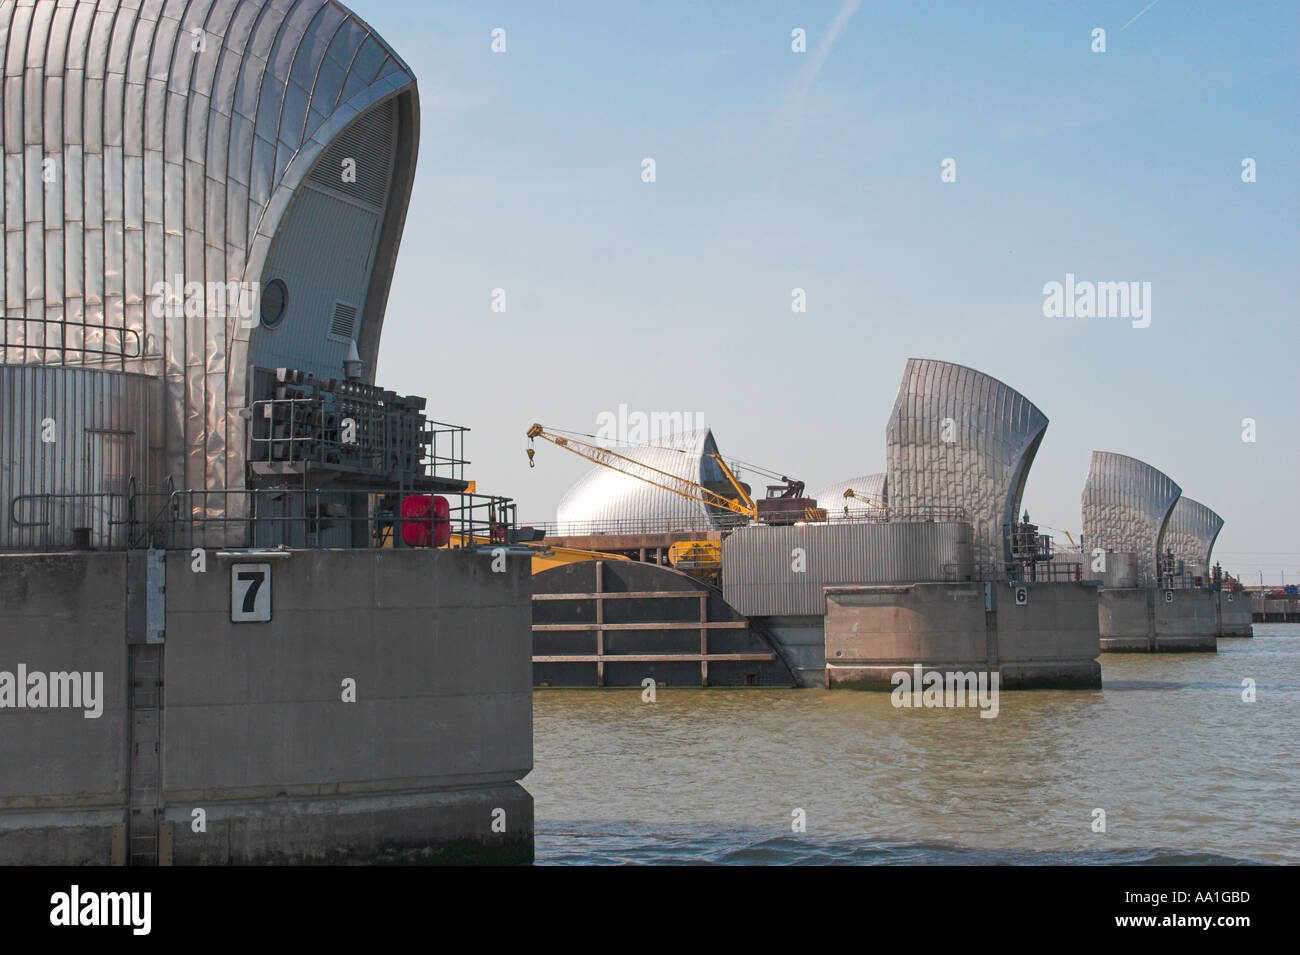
top-left (594, 561), bottom-right (604, 687)
top-left (125, 549), bottom-right (166, 865)
top-left (699, 594), bottom-right (708, 687)
top-left (1146, 588), bottom-right (1157, 652)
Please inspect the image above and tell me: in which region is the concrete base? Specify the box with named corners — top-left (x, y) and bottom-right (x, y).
top-left (755, 615), bottom-right (827, 687)
top-left (1098, 587), bottom-right (1217, 652)
top-left (0, 810), bottom-right (125, 866)
top-left (1, 548), bottom-right (535, 865)
top-left (1099, 634), bottom-right (1215, 652)
top-left (1250, 593), bottom-right (1300, 623)
top-left (164, 784), bottom-right (533, 865)
top-left (823, 581), bottom-right (1102, 690)
top-left (1215, 592), bottom-right (1254, 638)
top-left (0, 785), bottom-right (533, 865)
top-left (825, 660), bottom-right (1101, 690)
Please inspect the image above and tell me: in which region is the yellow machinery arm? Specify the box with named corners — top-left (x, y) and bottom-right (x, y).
top-left (526, 423), bottom-right (756, 519)
top-left (1035, 523), bottom-right (1077, 549)
top-left (843, 487), bottom-right (887, 510)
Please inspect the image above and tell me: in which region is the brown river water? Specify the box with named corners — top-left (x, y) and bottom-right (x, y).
top-left (527, 625), bottom-right (1299, 864)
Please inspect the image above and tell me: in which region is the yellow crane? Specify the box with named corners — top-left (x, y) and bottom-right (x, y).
top-left (1035, 523), bottom-right (1077, 549)
top-left (841, 487), bottom-right (887, 511)
top-left (526, 423), bottom-right (757, 519)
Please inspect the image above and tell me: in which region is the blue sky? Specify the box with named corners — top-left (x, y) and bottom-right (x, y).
top-left (354, 1), bottom-right (1298, 583)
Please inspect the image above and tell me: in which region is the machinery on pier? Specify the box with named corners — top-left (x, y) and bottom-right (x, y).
top-left (1009, 511), bottom-right (1056, 581)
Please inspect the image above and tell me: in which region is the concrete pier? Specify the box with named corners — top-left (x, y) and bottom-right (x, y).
top-left (822, 581), bottom-right (1102, 689)
top-left (0, 548), bottom-right (534, 865)
top-left (1097, 587), bottom-right (1217, 652)
top-left (1215, 591), bottom-right (1253, 637)
top-left (1250, 592), bottom-right (1300, 622)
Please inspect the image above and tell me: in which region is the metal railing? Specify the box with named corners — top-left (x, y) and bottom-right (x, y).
top-left (827, 506), bottom-right (969, 524)
top-left (1009, 561), bottom-right (1085, 583)
top-left (1158, 572), bottom-right (1205, 591)
top-left (1, 317), bottom-right (143, 362)
top-left (8, 490), bottom-right (135, 550)
top-left (249, 396), bottom-right (469, 484)
top-left (5, 485), bottom-right (517, 552)
top-left (535, 514), bottom-right (749, 537)
top-left (530, 506), bottom-right (970, 539)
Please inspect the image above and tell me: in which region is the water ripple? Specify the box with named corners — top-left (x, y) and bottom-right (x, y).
top-left (537, 822), bottom-right (1267, 866)
top-left (528, 624), bottom-right (1300, 864)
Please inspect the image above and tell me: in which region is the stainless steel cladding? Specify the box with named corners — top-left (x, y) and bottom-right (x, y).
top-left (1081, 451), bottom-right (1181, 586)
top-left (885, 358), bottom-right (1048, 579)
top-left (722, 521), bottom-right (972, 616)
top-left (809, 472), bottom-right (887, 518)
top-left (555, 429), bottom-right (732, 533)
top-left (1048, 549), bottom-right (1138, 588)
top-left (1, 0), bottom-right (418, 542)
top-left (1, 364), bottom-right (162, 549)
top-left (1163, 497), bottom-right (1223, 579)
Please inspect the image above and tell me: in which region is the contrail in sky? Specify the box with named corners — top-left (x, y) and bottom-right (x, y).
top-left (1121, 0), bottom-right (1160, 31)
top-left (787, 0), bottom-right (864, 113)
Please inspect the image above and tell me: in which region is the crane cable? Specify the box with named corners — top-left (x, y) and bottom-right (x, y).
top-left (529, 426), bottom-right (791, 483)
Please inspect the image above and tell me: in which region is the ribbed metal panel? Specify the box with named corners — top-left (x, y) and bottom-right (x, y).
top-left (1049, 548), bottom-right (1138, 588)
top-left (555, 429), bottom-right (729, 533)
top-left (1081, 451), bottom-right (1181, 586)
top-left (722, 521), bottom-right (972, 616)
top-left (0, 363), bottom-right (163, 549)
top-left (307, 97), bottom-right (395, 208)
top-left (251, 186), bottom-right (379, 375)
top-left (885, 358), bottom-right (1047, 579)
top-left (0, 0), bottom-right (418, 544)
top-left (809, 472), bottom-right (887, 518)
top-left (1161, 496), bottom-right (1222, 579)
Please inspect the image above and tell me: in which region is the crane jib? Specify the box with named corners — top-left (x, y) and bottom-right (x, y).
top-left (528, 424), bottom-right (756, 519)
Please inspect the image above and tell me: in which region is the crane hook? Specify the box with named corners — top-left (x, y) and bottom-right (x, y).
top-left (527, 446), bottom-right (535, 469)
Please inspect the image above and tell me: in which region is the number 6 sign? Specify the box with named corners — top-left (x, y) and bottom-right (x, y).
top-left (231, 563), bottom-right (272, 622)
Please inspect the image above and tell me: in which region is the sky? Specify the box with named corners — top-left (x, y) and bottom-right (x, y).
top-left (352, 0), bottom-right (1299, 584)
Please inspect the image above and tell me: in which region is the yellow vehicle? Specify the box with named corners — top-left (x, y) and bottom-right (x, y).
top-left (442, 531), bottom-right (628, 574)
top-left (529, 543), bottom-right (630, 575)
top-left (667, 540), bottom-right (722, 583)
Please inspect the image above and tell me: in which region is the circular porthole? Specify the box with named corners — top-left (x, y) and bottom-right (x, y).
top-left (260, 278), bottom-right (288, 329)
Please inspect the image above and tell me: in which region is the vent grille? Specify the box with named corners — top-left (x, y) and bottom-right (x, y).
top-left (307, 98), bottom-right (397, 208)
top-left (329, 301), bottom-right (358, 342)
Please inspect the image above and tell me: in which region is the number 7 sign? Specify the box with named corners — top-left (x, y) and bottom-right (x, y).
top-left (231, 563), bottom-right (272, 622)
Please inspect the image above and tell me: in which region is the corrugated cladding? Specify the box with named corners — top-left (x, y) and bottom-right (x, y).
top-left (1081, 450), bottom-right (1181, 585)
top-left (0, 0), bottom-right (418, 542)
top-left (0, 363), bottom-right (163, 549)
top-left (885, 358), bottom-right (1048, 579)
top-left (722, 521), bottom-right (972, 616)
top-left (250, 186), bottom-right (382, 375)
top-left (554, 428), bottom-right (727, 532)
top-left (1162, 496), bottom-right (1222, 577)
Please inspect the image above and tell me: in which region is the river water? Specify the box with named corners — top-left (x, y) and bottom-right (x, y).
top-left (528, 624), bottom-right (1299, 864)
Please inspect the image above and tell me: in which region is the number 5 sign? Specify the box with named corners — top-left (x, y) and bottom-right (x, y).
top-left (231, 563), bottom-right (272, 622)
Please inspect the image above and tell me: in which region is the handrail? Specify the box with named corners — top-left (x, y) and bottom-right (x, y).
top-left (1, 317), bottom-right (143, 360)
top-left (5, 484), bottom-right (517, 552)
